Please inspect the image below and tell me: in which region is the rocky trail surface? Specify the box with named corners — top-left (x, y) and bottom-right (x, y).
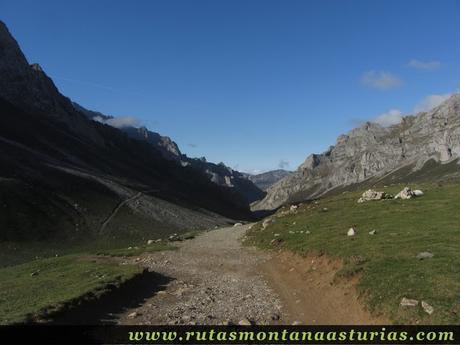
top-left (118, 225), bottom-right (282, 325)
top-left (115, 224), bottom-right (384, 325)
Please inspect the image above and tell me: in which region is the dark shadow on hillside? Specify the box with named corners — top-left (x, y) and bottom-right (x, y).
top-left (251, 209), bottom-right (276, 220)
top-left (45, 270), bottom-right (173, 325)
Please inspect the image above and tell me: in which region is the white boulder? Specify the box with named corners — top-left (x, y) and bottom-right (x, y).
top-left (413, 189), bottom-right (424, 196)
top-left (421, 301), bottom-right (434, 315)
top-left (400, 297), bottom-right (419, 307)
top-left (394, 187), bottom-right (423, 200)
top-left (357, 189), bottom-right (391, 203)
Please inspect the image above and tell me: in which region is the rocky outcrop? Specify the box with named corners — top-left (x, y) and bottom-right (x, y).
top-left (357, 189), bottom-right (392, 203)
top-left (73, 102), bottom-right (183, 162)
top-left (394, 187), bottom-right (423, 200)
top-left (254, 94), bottom-right (460, 210)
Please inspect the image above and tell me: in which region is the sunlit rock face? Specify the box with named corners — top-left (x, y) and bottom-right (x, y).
top-left (254, 94), bottom-right (460, 210)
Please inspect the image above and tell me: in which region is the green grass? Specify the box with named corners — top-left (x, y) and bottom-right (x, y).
top-left (0, 230), bottom-right (178, 268)
top-left (0, 255), bottom-right (142, 324)
top-left (0, 238), bottom-right (176, 324)
top-left (246, 182), bottom-right (460, 324)
top-left (95, 242), bottom-right (175, 257)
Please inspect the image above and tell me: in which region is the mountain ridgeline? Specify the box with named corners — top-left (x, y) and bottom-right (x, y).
top-left (245, 169), bottom-right (291, 191)
top-left (0, 21), bottom-right (262, 244)
top-left (73, 102), bottom-right (266, 204)
top-left (253, 95), bottom-right (460, 210)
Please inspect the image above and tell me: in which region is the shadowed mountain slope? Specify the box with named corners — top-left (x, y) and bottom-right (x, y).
top-left (0, 21), bottom-right (253, 243)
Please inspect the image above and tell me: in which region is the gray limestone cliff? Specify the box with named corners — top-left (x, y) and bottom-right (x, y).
top-left (253, 94), bottom-right (460, 210)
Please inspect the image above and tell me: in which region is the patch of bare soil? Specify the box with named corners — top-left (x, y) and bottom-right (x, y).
top-left (261, 251), bottom-right (388, 324)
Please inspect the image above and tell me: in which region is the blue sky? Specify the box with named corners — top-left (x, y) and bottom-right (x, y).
top-left (2, 0), bottom-right (460, 173)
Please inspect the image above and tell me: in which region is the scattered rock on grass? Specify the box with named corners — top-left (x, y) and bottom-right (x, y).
top-left (400, 297), bottom-right (419, 307)
top-left (270, 238), bottom-right (283, 246)
top-left (147, 239), bottom-right (154, 245)
top-left (368, 230), bottom-right (377, 235)
top-left (347, 228), bottom-right (356, 236)
top-left (358, 189), bottom-right (392, 203)
top-left (233, 223), bottom-right (243, 227)
top-left (290, 205), bottom-right (298, 212)
top-left (421, 301), bottom-right (434, 315)
top-left (262, 219), bottom-right (273, 229)
top-left (394, 187), bottom-right (423, 200)
top-left (416, 252), bottom-right (434, 260)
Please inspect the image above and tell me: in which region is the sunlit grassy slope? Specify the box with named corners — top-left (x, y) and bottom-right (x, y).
top-left (247, 182), bottom-right (460, 324)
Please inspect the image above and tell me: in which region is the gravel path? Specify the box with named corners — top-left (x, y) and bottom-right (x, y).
top-left (119, 224), bottom-right (284, 325)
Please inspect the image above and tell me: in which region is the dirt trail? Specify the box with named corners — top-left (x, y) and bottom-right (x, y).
top-left (117, 224), bottom-right (385, 325)
top-left (99, 189), bottom-right (156, 233)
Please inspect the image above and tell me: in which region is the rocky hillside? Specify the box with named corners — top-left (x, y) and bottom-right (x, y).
top-left (253, 95), bottom-right (460, 210)
top-left (0, 21), bottom-right (253, 243)
top-left (246, 169), bottom-right (291, 191)
top-left (74, 102), bottom-right (265, 203)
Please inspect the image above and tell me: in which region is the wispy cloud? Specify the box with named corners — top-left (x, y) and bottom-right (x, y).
top-left (278, 159), bottom-right (290, 170)
top-left (361, 70), bottom-right (403, 90)
top-left (188, 143), bottom-right (198, 148)
top-left (407, 59), bottom-right (441, 71)
top-left (373, 109), bottom-right (403, 127)
top-left (413, 93), bottom-right (452, 112)
top-left (93, 115), bottom-right (140, 128)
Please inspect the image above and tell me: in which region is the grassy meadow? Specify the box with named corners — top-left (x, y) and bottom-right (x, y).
top-left (246, 182), bottom-right (460, 324)
top-left (0, 239), bottom-right (173, 324)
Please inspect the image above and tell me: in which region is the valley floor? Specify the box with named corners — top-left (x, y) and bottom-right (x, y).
top-left (66, 224), bottom-right (381, 325)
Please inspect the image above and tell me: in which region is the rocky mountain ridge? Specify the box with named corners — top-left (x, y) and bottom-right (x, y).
top-left (253, 94), bottom-right (460, 210)
top-left (245, 169), bottom-right (291, 191)
top-left (74, 102), bottom-right (265, 203)
top-left (0, 21), bottom-right (254, 243)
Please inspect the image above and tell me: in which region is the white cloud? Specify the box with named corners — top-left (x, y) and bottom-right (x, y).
top-left (407, 59), bottom-right (441, 71)
top-left (369, 92), bottom-right (455, 127)
top-left (413, 93), bottom-right (452, 113)
top-left (361, 70), bottom-right (403, 90)
top-left (373, 109), bottom-right (404, 127)
top-left (278, 159), bottom-right (290, 170)
top-left (93, 115), bottom-right (140, 128)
